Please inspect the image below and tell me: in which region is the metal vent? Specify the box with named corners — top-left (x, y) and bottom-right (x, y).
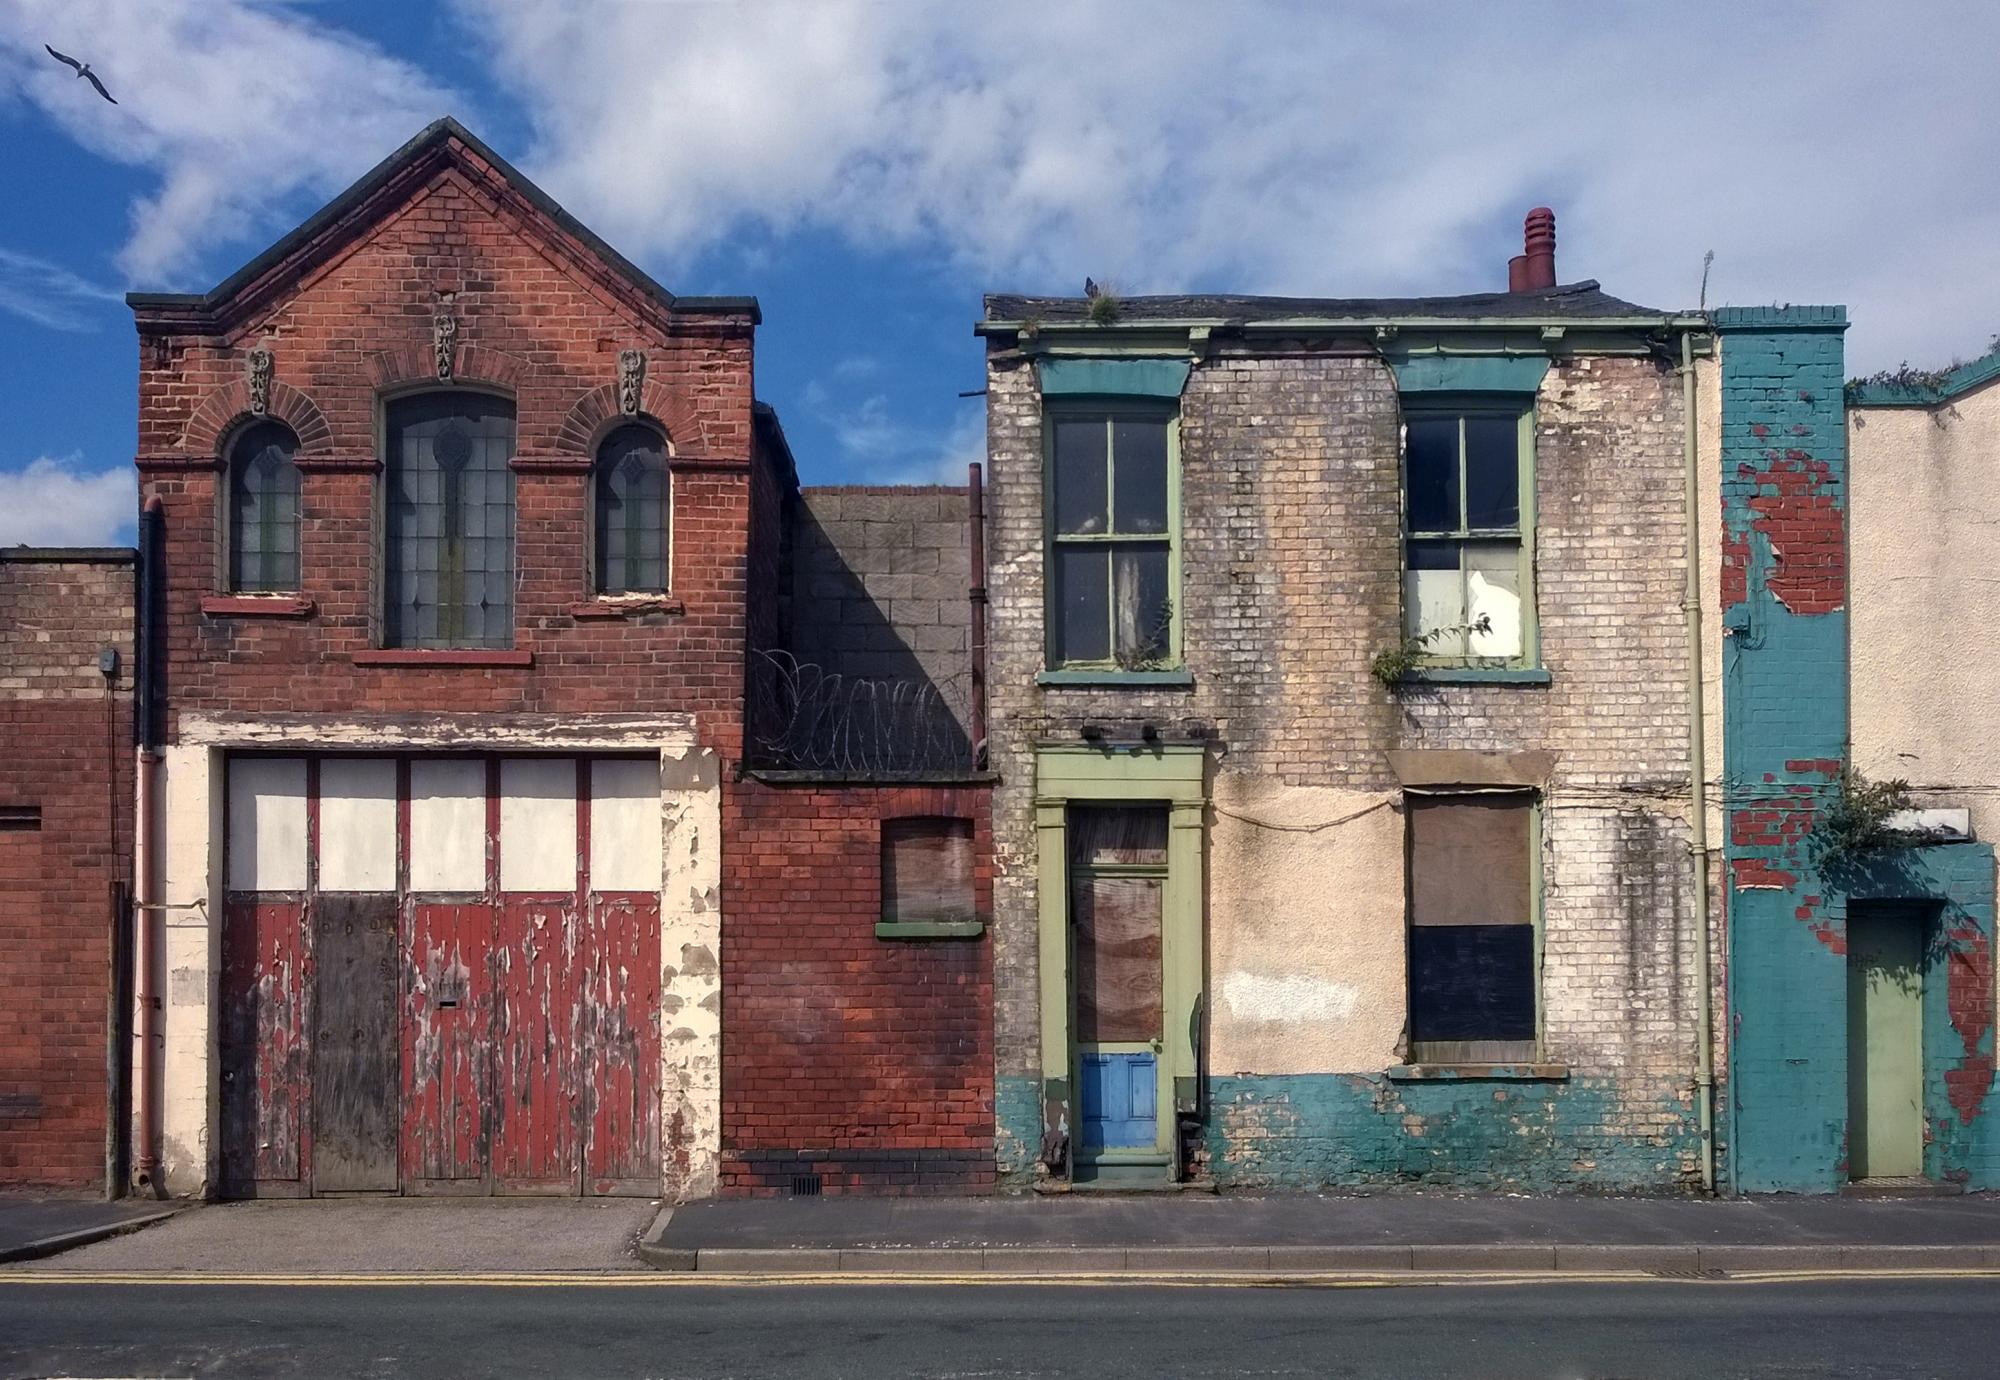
top-left (790, 1174), bottom-right (823, 1197)
top-left (0, 805), bottom-right (42, 831)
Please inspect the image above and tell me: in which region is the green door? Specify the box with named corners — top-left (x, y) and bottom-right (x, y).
top-left (1847, 907), bottom-right (1925, 1180)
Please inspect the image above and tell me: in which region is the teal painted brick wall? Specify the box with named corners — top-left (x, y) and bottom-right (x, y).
top-left (994, 1075), bottom-right (1041, 1185)
top-left (1206, 1075), bottom-right (1697, 1191)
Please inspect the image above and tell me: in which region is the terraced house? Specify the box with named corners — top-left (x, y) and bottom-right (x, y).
top-left (978, 214), bottom-right (1729, 1191)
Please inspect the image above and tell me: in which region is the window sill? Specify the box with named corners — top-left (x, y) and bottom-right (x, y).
top-left (351, 649), bottom-right (534, 667)
top-left (1398, 666), bottom-right (1551, 686)
top-left (874, 920), bottom-right (986, 940)
top-left (1386, 1062), bottom-right (1569, 1082)
top-left (1037, 669), bottom-right (1194, 688)
top-left (569, 596), bottom-right (684, 620)
top-left (201, 594), bottom-right (315, 619)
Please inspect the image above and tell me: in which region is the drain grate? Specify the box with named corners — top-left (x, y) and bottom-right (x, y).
top-left (790, 1174), bottom-right (823, 1197)
top-left (1649, 1267), bottom-right (1728, 1280)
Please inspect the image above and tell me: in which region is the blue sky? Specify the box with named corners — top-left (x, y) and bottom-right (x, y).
top-left (2, 1), bottom-right (1998, 546)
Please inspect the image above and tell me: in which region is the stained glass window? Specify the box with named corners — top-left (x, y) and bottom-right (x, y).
top-left (594, 424), bottom-right (669, 594)
top-left (228, 422), bottom-right (301, 593)
top-left (383, 393), bottom-right (516, 648)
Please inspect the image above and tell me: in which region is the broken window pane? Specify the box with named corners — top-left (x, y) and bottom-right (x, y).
top-left (1462, 415), bottom-right (1520, 529)
top-left (1112, 544), bottom-right (1171, 666)
top-left (1407, 793), bottom-right (1535, 1044)
top-left (1465, 542), bottom-right (1523, 658)
top-left (1053, 417), bottom-right (1108, 535)
top-left (1404, 417), bottom-right (1457, 533)
top-left (1054, 544), bottom-right (1109, 664)
top-left (1404, 540), bottom-right (1465, 655)
top-left (1112, 418), bottom-right (1169, 534)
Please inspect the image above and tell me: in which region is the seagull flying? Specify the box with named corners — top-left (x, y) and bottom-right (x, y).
top-left (44, 45), bottom-right (117, 104)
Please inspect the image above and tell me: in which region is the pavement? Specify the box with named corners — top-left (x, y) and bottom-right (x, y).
top-left (19, 1196), bottom-right (658, 1275)
top-left (643, 1190), bottom-right (2000, 1275)
top-left (0, 1193), bottom-right (182, 1262)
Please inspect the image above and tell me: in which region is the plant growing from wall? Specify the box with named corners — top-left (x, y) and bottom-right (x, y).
top-left (1088, 290), bottom-right (1122, 325)
top-left (1809, 763), bottom-right (1926, 867)
top-left (1114, 597), bottom-right (1175, 672)
top-left (1845, 360), bottom-right (1962, 401)
top-left (1371, 614), bottom-right (1492, 688)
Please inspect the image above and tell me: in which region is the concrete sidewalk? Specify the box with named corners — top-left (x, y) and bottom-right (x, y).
top-left (0, 1195), bottom-right (182, 1263)
top-left (642, 1192), bottom-right (2000, 1276)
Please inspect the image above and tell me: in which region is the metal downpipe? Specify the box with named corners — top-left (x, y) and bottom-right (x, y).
top-left (1682, 329), bottom-right (1717, 1194)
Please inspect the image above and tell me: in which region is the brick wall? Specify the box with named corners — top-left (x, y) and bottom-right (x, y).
top-left (983, 341), bottom-right (1707, 1189)
top-left (0, 551), bottom-right (136, 1188)
top-left (721, 782), bottom-right (994, 1195)
top-left (132, 128), bottom-right (761, 753)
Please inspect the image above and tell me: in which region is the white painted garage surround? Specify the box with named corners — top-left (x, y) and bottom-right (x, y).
top-left (137, 714), bottom-right (720, 1202)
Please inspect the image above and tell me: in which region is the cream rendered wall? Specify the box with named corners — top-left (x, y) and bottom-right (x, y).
top-left (1850, 379), bottom-right (2000, 848)
top-left (1207, 778), bottom-right (1405, 1074)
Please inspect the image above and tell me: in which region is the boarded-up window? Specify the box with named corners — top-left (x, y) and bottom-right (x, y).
top-left (881, 817), bottom-right (975, 926)
top-left (1069, 806), bottom-right (1166, 1044)
top-left (1407, 793), bottom-right (1535, 1051)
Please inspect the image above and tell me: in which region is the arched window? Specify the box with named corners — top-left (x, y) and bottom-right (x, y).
top-left (382, 392), bottom-right (516, 648)
top-left (594, 423), bottom-right (670, 594)
top-left (227, 422), bottom-right (302, 593)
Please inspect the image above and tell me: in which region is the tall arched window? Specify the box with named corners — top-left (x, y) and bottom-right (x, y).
top-left (227, 422), bottom-right (302, 593)
top-left (383, 392), bottom-right (516, 648)
top-left (593, 423), bottom-right (669, 594)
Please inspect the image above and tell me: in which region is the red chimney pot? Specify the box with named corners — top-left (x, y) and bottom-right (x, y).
top-left (1520, 207), bottom-right (1557, 291)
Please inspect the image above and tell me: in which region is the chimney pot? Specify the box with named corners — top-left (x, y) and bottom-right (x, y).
top-left (1521, 207), bottom-right (1557, 291)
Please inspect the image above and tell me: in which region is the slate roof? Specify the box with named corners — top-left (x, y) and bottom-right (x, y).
top-left (983, 280), bottom-right (1670, 325)
top-left (128, 117), bottom-right (758, 322)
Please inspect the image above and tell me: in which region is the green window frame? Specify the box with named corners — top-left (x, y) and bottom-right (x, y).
top-left (1043, 403), bottom-right (1182, 672)
top-left (1400, 404), bottom-right (1538, 667)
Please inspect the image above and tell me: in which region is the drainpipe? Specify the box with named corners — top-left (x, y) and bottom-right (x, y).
top-left (1681, 329), bottom-right (1717, 1194)
top-left (967, 462), bottom-right (989, 771)
top-left (133, 496), bottom-right (164, 1197)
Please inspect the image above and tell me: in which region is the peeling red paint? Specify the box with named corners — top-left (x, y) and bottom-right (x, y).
top-left (1945, 925), bottom-right (1995, 1125)
top-left (1785, 758), bottom-right (1841, 777)
top-left (1732, 856), bottom-right (1799, 891)
top-left (1741, 446), bottom-right (1846, 615)
top-left (220, 898), bottom-right (309, 1186)
top-left (1730, 800), bottom-right (1815, 851)
top-left (1793, 893), bottom-right (1843, 953)
top-left (1751, 423), bottom-right (1770, 439)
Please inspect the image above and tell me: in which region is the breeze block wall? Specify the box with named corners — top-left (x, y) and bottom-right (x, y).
top-left (0, 550), bottom-right (136, 1189)
top-left (983, 338), bottom-right (1706, 1191)
top-left (720, 782), bottom-right (994, 1195)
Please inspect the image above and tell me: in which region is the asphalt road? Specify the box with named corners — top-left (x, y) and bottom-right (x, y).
top-left (1, 1277), bottom-right (1995, 1378)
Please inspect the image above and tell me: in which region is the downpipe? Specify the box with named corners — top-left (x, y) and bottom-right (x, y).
top-left (1681, 329), bottom-right (1717, 1194)
top-left (132, 496), bottom-right (165, 1198)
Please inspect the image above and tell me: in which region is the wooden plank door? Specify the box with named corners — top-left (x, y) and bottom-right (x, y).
top-left (492, 896), bottom-right (580, 1191)
top-left (311, 895), bottom-right (400, 1192)
top-left (402, 901), bottom-right (492, 1187)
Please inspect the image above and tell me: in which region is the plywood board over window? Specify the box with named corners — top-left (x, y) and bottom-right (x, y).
top-left (881, 817), bottom-right (976, 930)
top-left (1406, 792), bottom-right (1538, 1061)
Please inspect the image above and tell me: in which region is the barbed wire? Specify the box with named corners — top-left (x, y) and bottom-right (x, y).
top-left (747, 648), bottom-right (971, 774)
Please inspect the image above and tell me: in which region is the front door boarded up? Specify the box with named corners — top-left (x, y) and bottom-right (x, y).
top-left (219, 754), bottom-right (663, 1197)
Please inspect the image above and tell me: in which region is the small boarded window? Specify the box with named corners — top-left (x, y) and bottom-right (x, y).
top-left (1407, 792), bottom-right (1535, 1058)
top-left (881, 817), bottom-right (975, 927)
top-left (1068, 806), bottom-right (1167, 1044)
top-left (228, 422), bottom-right (301, 593)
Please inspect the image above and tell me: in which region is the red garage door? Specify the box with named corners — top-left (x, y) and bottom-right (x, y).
top-left (219, 754), bottom-right (663, 1196)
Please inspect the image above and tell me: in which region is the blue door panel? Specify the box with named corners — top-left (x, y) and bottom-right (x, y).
top-left (1081, 1052), bottom-right (1157, 1150)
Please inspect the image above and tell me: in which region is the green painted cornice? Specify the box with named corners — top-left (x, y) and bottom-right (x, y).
top-left (1847, 347), bottom-right (2000, 408)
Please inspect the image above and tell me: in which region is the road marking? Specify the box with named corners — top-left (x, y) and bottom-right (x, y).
top-left (1, 1268), bottom-right (1996, 1289)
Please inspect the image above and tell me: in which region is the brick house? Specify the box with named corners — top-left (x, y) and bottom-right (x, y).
top-left (978, 214), bottom-right (1728, 1190)
top-left (0, 550), bottom-right (135, 1190)
top-left (122, 117), bottom-right (992, 1200)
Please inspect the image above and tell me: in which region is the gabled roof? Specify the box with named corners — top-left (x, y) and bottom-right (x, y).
top-left (983, 279), bottom-right (1673, 327)
top-left (128, 117), bottom-right (757, 327)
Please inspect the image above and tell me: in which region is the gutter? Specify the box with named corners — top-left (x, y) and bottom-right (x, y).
top-left (1681, 329), bottom-right (1717, 1194)
top-left (975, 313), bottom-right (1713, 337)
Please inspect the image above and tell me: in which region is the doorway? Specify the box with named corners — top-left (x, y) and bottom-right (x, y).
top-left (1847, 904), bottom-right (1927, 1181)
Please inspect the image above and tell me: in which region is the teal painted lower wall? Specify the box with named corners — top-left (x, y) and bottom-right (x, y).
top-left (1205, 1074), bottom-right (1700, 1192)
top-left (995, 1075), bottom-right (1042, 1185)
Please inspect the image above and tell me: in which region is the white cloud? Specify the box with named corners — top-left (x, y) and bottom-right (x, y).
top-left (0, 1), bottom-right (464, 286)
top-left (803, 371), bottom-right (982, 485)
top-left (0, 246), bottom-right (123, 330)
top-left (0, 455), bottom-right (134, 546)
top-left (458, 1), bottom-right (2000, 372)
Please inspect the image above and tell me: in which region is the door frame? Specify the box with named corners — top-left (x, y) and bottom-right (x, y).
top-left (1034, 743), bottom-right (1205, 1179)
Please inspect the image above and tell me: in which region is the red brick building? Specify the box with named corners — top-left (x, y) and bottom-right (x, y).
top-left (0, 550), bottom-right (135, 1191)
top-left (116, 118), bottom-right (991, 1200)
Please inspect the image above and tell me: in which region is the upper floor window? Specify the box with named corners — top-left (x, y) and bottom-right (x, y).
top-left (382, 392), bottom-right (516, 649)
top-left (227, 422), bottom-right (301, 593)
top-left (1047, 408), bottom-right (1178, 670)
top-left (1402, 407), bottom-right (1535, 663)
top-left (593, 423), bottom-right (669, 595)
